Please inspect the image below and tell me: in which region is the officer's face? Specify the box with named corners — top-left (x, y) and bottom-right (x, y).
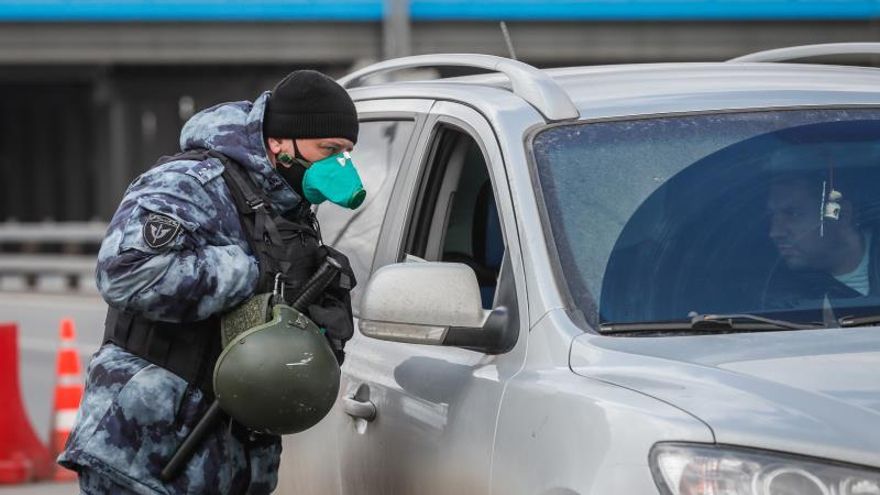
top-left (767, 179), bottom-right (846, 272)
top-left (267, 137), bottom-right (354, 167)
top-left (295, 138), bottom-right (354, 163)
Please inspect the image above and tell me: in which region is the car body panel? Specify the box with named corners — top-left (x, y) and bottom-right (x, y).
top-left (491, 309), bottom-right (713, 495)
top-left (335, 101), bottom-right (532, 495)
top-left (570, 327), bottom-right (880, 468)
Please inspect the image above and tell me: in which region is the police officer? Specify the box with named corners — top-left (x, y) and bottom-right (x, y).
top-left (58, 70), bottom-right (361, 494)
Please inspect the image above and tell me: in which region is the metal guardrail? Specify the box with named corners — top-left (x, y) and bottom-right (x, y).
top-left (0, 254), bottom-right (97, 274)
top-left (0, 222), bottom-right (107, 243)
top-left (0, 222), bottom-right (106, 293)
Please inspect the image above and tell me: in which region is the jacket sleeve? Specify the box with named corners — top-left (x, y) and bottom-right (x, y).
top-left (96, 167), bottom-right (258, 323)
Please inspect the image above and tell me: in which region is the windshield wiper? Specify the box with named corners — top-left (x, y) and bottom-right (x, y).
top-left (600, 312), bottom-right (822, 334)
top-left (838, 314), bottom-right (880, 328)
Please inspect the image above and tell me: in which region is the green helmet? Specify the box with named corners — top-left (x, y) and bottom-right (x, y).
top-left (214, 296), bottom-right (341, 435)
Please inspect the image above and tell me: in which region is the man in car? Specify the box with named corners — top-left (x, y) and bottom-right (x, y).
top-left (765, 172), bottom-right (877, 307)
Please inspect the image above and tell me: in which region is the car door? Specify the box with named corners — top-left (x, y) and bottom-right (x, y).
top-left (277, 99), bottom-right (428, 495)
top-left (338, 101), bottom-right (530, 495)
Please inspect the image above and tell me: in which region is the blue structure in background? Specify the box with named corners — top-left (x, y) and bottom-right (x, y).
top-left (0, 0), bottom-right (876, 21)
top-left (412, 0), bottom-right (880, 20)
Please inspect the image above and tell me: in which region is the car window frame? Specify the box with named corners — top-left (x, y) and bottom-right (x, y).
top-left (371, 101), bottom-right (527, 353)
top-left (376, 110), bottom-right (515, 267)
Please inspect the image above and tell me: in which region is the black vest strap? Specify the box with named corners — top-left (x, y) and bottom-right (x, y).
top-left (103, 308), bottom-right (221, 400)
top-left (214, 150), bottom-right (320, 294)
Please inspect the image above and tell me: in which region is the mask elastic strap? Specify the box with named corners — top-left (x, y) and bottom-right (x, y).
top-left (292, 139), bottom-right (306, 161)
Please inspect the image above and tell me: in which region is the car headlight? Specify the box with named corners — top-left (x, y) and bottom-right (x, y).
top-left (650, 443), bottom-right (880, 495)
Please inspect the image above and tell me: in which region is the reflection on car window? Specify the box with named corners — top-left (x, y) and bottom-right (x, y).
top-left (532, 109), bottom-right (880, 330)
top-left (317, 120), bottom-right (415, 312)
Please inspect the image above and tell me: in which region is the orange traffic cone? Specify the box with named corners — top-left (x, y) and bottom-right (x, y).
top-left (49, 318), bottom-right (83, 482)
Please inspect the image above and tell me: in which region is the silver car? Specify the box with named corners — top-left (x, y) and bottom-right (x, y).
top-left (281, 43), bottom-right (880, 495)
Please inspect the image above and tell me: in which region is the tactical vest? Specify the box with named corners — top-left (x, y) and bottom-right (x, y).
top-left (103, 150), bottom-right (355, 401)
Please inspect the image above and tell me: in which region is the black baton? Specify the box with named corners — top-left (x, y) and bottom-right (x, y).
top-left (292, 256), bottom-right (342, 312)
top-left (159, 401), bottom-right (224, 481)
top-left (160, 257), bottom-right (343, 482)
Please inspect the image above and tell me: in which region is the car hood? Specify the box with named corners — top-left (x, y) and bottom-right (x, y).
top-left (570, 328), bottom-right (880, 468)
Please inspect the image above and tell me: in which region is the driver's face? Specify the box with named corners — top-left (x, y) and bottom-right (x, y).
top-left (767, 180), bottom-right (840, 271)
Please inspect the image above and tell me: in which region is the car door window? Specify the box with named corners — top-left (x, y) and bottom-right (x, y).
top-left (317, 119), bottom-right (415, 311)
top-left (405, 127), bottom-right (505, 309)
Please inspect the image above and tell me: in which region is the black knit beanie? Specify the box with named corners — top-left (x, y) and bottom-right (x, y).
top-left (263, 70), bottom-right (359, 144)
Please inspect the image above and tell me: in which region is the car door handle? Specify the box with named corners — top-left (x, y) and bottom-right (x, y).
top-left (343, 396), bottom-right (377, 422)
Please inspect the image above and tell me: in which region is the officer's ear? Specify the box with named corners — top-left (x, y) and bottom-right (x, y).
top-left (266, 137), bottom-right (285, 154)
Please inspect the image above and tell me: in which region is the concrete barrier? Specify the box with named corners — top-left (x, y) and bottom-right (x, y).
top-left (0, 322), bottom-right (52, 484)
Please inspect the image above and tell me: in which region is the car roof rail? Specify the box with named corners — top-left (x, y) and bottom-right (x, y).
top-left (728, 42), bottom-right (880, 63)
top-left (338, 53), bottom-right (580, 122)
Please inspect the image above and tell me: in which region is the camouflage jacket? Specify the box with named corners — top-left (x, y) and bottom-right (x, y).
top-left (58, 93), bottom-right (304, 494)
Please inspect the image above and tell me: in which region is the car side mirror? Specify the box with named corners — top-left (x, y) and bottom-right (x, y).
top-left (358, 262), bottom-right (509, 353)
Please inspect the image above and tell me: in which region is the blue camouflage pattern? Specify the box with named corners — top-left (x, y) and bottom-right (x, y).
top-left (59, 92), bottom-right (301, 494)
top-left (79, 463), bottom-right (139, 494)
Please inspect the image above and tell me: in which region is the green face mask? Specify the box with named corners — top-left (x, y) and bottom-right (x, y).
top-left (302, 152), bottom-right (367, 209)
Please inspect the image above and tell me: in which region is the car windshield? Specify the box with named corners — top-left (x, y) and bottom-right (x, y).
top-left (532, 108), bottom-right (880, 332)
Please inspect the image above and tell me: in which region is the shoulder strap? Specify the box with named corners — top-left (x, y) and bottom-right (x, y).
top-left (206, 151), bottom-right (267, 215)
top-left (154, 148), bottom-right (280, 289)
top-left (154, 148), bottom-right (286, 251)
top-left (203, 151), bottom-right (283, 291)
top-left (157, 149), bottom-right (323, 294)
top-left (154, 149), bottom-right (217, 168)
